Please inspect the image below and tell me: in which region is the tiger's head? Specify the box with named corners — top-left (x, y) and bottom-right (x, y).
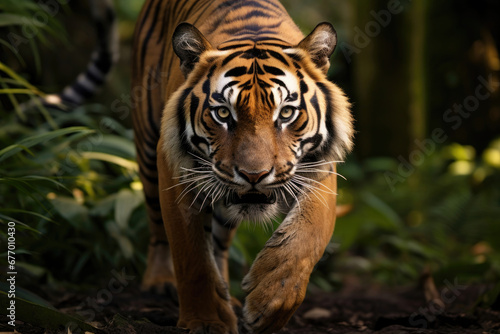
top-left (162, 22), bottom-right (354, 222)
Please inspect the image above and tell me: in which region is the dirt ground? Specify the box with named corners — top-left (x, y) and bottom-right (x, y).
top-left (1, 283), bottom-right (499, 333)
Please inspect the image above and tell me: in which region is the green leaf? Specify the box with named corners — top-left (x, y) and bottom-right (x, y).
top-left (90, 194), bottom-right (117, 217)
top-left (81, 152), bottom-right (138, 171)
top-left (0, 282), bottom-right (53, 309)
top-left (0, 209), bottom-right (56, 226)
top-left (0, 127), bottom-right (94, 162)
top-left (115, 189), bottom-right (143, 230)
top-left (0, 61), bottom-right (42, 94)
top-left (86, 134), bottom-right (136, 158)
top-left (478, 282), bottom-right (500, 307)
top-left (50, 196), bottom-right (90, 229)
top-left (0, 13), bottom-right (33, 27)
top-left (0, 214), bottom-right (40, 234)
top-left (105, 220), bottom-right (134, 259)
top-left (16, 262), bottom-right (47, 278)
top-left (361, 191), bottom-right (403, 229)
top-left (0, 290), bottom-right (102, 333)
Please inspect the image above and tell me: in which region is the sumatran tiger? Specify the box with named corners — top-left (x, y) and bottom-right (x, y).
top-left (132, 0), bottom-right (354, 333)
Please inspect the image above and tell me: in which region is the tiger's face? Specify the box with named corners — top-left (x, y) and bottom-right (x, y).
top-left (163, 23), bottom-right (353, 222)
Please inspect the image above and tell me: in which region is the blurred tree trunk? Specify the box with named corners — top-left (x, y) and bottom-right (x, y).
top-left (353, 0), bottom-right (427, 158)
top-left (408, 0), bottom-right (428, 148)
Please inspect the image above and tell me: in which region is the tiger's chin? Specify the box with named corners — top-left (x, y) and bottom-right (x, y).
top-left (224, 192), bottom-right (281, 224)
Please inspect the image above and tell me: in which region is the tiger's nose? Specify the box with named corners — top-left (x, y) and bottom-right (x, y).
top-left (236, 168), bottom-right (272, 185)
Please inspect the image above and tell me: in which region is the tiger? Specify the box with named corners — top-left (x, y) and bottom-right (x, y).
top-left (132, 0), bottom-right (354, 333)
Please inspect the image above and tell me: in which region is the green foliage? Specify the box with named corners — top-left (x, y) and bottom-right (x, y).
top-left (326, 141), bottom-right (500, 289)
top-left (0, 104), bottom-right (147, 285)
top-left (0, 290), bottom-right (101, 332)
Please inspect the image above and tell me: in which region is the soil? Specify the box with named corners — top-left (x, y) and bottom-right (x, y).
top-left (1, 283), bottom-right (499, 333)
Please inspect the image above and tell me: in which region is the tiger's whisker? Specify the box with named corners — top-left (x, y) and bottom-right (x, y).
top-left (295, 169), bottom-right (347, 181)
top-left (297, 159), bottom-right (344, 167)
top-left (293, 174), bottom-right (338, 195)
top-left (177, 177), bottom-right (214, 204)
top-left (291, 179), bottom-right (328, 206)
top-left (168, 174), bottom-right (213, 189)
top-left (191, 177), bottom-right (217, 208)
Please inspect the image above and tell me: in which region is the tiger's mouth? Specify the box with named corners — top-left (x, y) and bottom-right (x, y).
top-left (228, 191), bottom-right (277, 205)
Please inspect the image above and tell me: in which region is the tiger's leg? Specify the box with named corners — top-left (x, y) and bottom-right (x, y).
top-left (158, 149), bottom-right (238, 334)
top-left (136, 135), bottom-right (176, 294)
top-left (212, 206), bottom-right (242, 308)
top-left (141, 188), bottom-right (176, 295)
top-left (212, 206), bottom-right (240, 286)
top-left (242, 171), bottom-right (338, 334)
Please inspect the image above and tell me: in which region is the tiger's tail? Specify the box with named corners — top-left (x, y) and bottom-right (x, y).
top-left (24, 0), bottom-right (119, 110)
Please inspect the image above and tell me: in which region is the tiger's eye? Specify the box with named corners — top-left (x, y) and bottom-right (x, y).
top-left (280, 107), bottom-right (295, 120)
top-left (217, 107), bottom-right (230, 119)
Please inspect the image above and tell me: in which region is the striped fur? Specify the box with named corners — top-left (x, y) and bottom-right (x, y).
top-left (132, 0), bottom-right (354, 333)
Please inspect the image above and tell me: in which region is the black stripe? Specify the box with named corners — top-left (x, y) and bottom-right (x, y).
top-left (93, 50), bottom-right (113, 74)
top-left (157, 1), bottom-right (169, 43)
top-left (139, 168), bottom-right (159, 184)
top-left (263, 65), bottom-right (285, 76)
top-left (222, 81), bottom-right (239, 94)
top-left (310, 92), bottom-right (321, 129)
top-left (84, 68), bottom-right (104, 85)
top-left (287, 92), bottom-right (299, 102)
top-left (225, 66), bottom-right (248, 77)
top-left (207, 0), bottom-right (242, 34)
top-left (145, 194), bottom-right (161, 211)
top-left (140, 0), bottom-right (162, 71)
top-left (268, 50), bottom-right (289, 67)
top-left (259, 42), bottom-right (291, 49)
top-left (287, 52), bottom-right (303, 62)
top-left (296, 117), bottom-right (309, 132)
top-left (221, 25), bottom-right (282, 36)
top-left (189, 92), bottom-right (211, 152)
top-left (227, 0), bottom-right (280, 14)
top-left (316, 82), bottom-right (336, 156)
top-left (300, 79), bottom-right (309, 94)
top-left (221, 51), bottom-right (244, 66)
top-left (261, 0), bottom-right (285, 11)
top-left (212, 92), bottom-right (226, 104)
top-left (213, 212), bottom-right (237, 229)
top-left (212, 234), bottom-right (228, 251)
top-left (150, 215), bottom-right (164, 225)
top-left (137, 0), bottom-right (155, 34)
top-left (232, 10), bottom-right (272, 21)
top-left (177, 87), bottom-right (194, 153)
top-left (224, 36), bottom-right (289, 43)
top-left (147, 72), bottom-right (160, 135)
top-left (150, 240), bottom-right (169, 246)
top-left (190, 92), bottom-right (200, 125)
top-left (270, 78), bottom-right (287, 89)
top-left (71, 83), bottom-right (94, 99)
top-left (213, 0), bottom-right (241, 11)
top-left (218, 43), bottom-right (253, 51)
top-left (137, 148), bottom-right (158, 171)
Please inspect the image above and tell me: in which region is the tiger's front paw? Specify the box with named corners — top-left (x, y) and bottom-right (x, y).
top-left (179, 299), bottom-right (238, 334)
top-left (241, 256), bottom-right (309, 333)
top-left (184, 320), bottom-right (237, 334)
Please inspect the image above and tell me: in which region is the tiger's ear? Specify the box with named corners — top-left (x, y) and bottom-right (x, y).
top-left (172, 22), bottom-right (213, 77)
top-left (297, 22), bottom-right (337, 74)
